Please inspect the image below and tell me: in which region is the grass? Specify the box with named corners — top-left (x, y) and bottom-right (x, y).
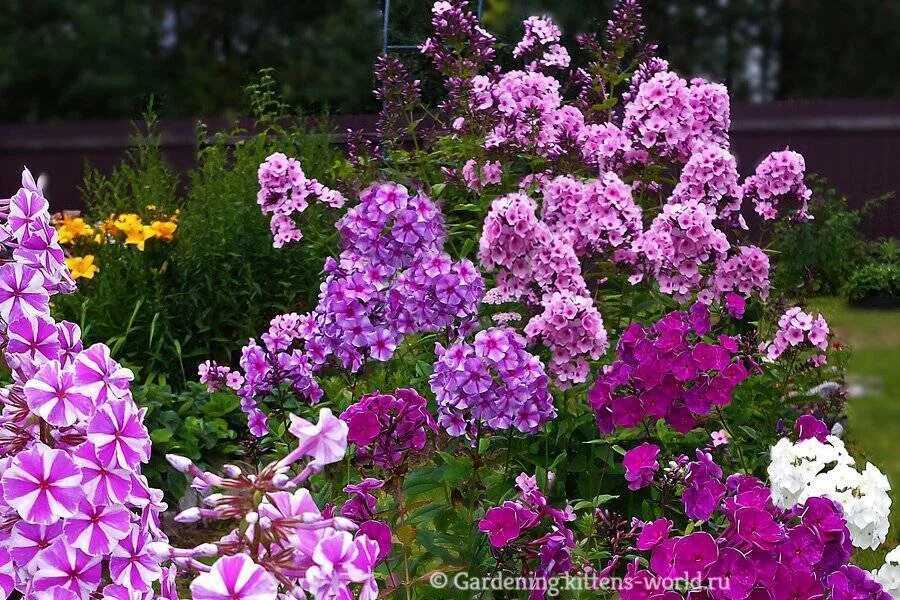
top-left (809, 297), bottom-right (900, 569)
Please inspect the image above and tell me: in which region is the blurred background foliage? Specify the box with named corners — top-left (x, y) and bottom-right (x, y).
top-left (2, 0), bottom-right (899, 122)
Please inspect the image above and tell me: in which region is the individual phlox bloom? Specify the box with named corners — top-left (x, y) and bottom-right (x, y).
top-left (24, 359), bottom-right (93, 426)
top-left (1, 443), bottom-right (82, 525)
top-left (87, 399), bottom-right (151, 469)
top-left (190, 554), bottom-right (278, 600)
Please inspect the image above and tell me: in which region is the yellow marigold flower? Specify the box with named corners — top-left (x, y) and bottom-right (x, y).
top-left (150, 220), bottom-right (177, 242)
top-left (123, 225), bottom-right (155, 251)
top-left (66, 255), bottom-right (98, 280)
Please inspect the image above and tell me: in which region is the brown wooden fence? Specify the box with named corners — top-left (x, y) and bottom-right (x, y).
top-left (0, 100), bottom-right (897, 237)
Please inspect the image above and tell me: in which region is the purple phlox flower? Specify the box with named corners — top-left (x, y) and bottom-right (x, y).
top-left (1, 443), bottom-right (82, 525)
top-left (108, 527), bottom-right (162, 591)
top-left (72, 442), bottom-right (133, 505)
top-left (87, 399), bottom-right (151, 468)
top-left (0, 263), bottom-right (48, 322)
top-left (623, 442), bottom-right (660, 490)
top-left (24, 359), bottom-right (93, 426)
top-left (32, 539), bottom-right (102, 596)
top-left (8, 520), bottom-right (63, 572)
top-left (190, 554), bottom-right (278, 600)
top-left (72, 343), bottom-right (134, 404)
top-left (63, 498), bottom-right (131, 555)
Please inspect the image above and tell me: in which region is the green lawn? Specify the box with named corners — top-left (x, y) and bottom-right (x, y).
top-left (809, 297), bottom-right (900, 568)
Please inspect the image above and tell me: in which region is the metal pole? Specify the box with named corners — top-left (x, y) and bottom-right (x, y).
top-left (382, 0), bottom-right (391, 55)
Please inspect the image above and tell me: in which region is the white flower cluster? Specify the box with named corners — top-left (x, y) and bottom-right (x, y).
top-left (874, 546), bottom-right (900, 599)
top-left (768, 435), bottom-right (892, 549)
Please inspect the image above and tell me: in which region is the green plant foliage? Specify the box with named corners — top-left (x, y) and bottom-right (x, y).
top-left (770, 177), bottom-right (871, 296)
top-left (845, 262), bottom-right (900, 308)
top-left (137, 382), bottom-right (247, 502)
top-left (53, 76), bottom-right (350, 387)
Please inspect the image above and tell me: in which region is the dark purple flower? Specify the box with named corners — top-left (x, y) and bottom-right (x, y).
top-left (673, 532), bottom-right (718, 579)
top-left (795, 414), bottom-right (829, 443)
top-left (623, 443), bottom-right (660, 490)
top-left (637, 518), bottom-right (672, 550)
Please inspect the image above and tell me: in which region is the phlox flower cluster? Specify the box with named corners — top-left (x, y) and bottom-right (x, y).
top-left (214, 182), bottom-right (483, 435)
top-left (589, 303), bottom-right (750, 434)
top-left (0, 169), bottom-right (165, 598)
top-left (760, 306), bottom-right (830, 364)
top-left (872, 546), bottom-right (900, 599)
top-left (430, 327), bottom-right (554, 439)
top-left (419, 0), bottom-right (495, 75)
top-left (523, 291), bottom-right (609, 388)
top-left (340, 388), bottom-right (437, 470)
top-left (539, 173), bottom-right (643, 257)
top-left (479, 192), bottom-right (587, 303)
top-left (461, 158), bottom-right (502, 191)
top-left (768, 433), bottom-right (891, 549)
top-left (387, 252), bottom-right (484, 335)
top-left (711, 245), bottom-right (771, 304)
top-left (576, 122), bottom-right (633, 171)
top-left (166, 408), bottom-right (389, 600)
top-left (470, 69), bottom-right (578, 154)
top-left (626, 199), bottom-right (730, 300)
top-left (623, 462), bottom-right (884, 600)
top-left (513, 16), bottom-right (571, 71)
top-left (622, 70), bottom-right (730, 162)
top-left (477, 473), bottom-right (576, 594)
top-left (478, 190), bottom-right (612, 385)
top-left (743, 149), bottom-right (813, 221)
top-left (670, 144), bottom-right (744, 226)
top-left (257, 152), bottom-right (346, 248)
top-left (336, 182), bottom-right (444, 274)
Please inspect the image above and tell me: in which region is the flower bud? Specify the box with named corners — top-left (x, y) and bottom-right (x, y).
top-left (146, 541), bottom-right (172, 560)
top-left (222, 464), bottom-right (243, 478)
top-left (245, 511), bottom-right (259, 524)
top-left (174, 507), bottom-right (201, 523)
top-left (166, 454), bottom-right (194, 473)
top-left (191, 543), bottom-right (219, 557)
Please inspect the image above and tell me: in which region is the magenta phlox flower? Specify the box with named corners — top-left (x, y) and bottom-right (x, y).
top-left (0, 263), bottom-right (48, 322)
top-left (24, 359), bottom-right (93, 426)
top-left (63, 498), bottom-right (132, 555)
top-left (86, 399), bottom-right (150, 469)
top-left (72, 343), bottom-right (134, 404)
top-left (1, 443), bottom-right (82, 524)
top-left (623, 443), bottom-right (660, 490)
top-left (190, 554), bottom-right (278, 600)
top-left (340, 388), bottom-right (437, 470)
top-left (32, 539), bottom-right (102, 595)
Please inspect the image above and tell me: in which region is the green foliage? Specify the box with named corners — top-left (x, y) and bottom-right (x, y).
top-left (845, 262), bottom-right (900, 308)
top-left (770, 178), bottom-right (870, 296)
top-left (80, 106), bottom-right (181, 219)
top-left (53, 81), bottom-right (349, 387)
top-left (137, 382), bottom-right (247, 502)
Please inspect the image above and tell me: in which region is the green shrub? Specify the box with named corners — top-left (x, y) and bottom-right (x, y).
top-left (770, 177), bottom-right (870, 296)
top-left (845, 261), bottom-right (900, 308)
top-left (53, 75), bottom-right (349, 387)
